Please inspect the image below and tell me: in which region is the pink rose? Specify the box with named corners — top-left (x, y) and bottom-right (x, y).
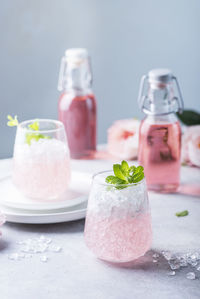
top-left (107, 119), bottom-right (140, 160)
top-left (182, 125), bottom-right (200, 167)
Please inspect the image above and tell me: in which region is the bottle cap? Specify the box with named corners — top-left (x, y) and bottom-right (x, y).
top-left (65, 48), bottom-right (89, 64)
top-left (148, 68), bottom-right (173, 85)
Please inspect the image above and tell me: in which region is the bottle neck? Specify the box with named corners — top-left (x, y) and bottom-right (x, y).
top-left (138, 71), bottom-right (184, 116)
top-left (61, 89), bottom-right (93, 99)
top-left (58, 57), bottom-right (93, 94)
top-left (145, 111), bottom-right (179, 124)
top-left (145, 83), bottom-right (177, 116)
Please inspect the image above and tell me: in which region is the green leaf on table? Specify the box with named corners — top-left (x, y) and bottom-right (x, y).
top-left (176, 110), bottom-right (200, 126)
top-left (175, 210), bottom-right (189, 217)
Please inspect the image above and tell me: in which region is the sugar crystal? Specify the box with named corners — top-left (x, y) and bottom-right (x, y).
top-left (186, 272), bottom-right (196, 280)
top-left (8, 253), bottom-right (20, 261)
top-left (50, 245), bottom-right (62, 252)
top-left (153, 259), bottom-right (158, 263)
top-left (168, 271), bottom-right (176, 276)
top-left (40, 255), bottom-right (48, 263)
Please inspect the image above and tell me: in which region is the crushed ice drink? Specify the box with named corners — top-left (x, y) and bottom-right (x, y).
top-left (12, 119), bottom-right (71, 200)
top-left (84, 171), bottom-right (152, 263)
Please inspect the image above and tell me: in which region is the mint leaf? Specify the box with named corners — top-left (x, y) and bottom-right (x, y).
top-left (25, 133), bottom-right (50, 145)
top-left (28, 121), bottom-right (39, 131)
top-left (26, 120), bottom-right (51, 145)
top-left (133, 172), bottom-right (144, 183)
top-left (175, 210), bottom-right (189, 217)
top-left (7, 115), bottom-right (18, 127)
top-left (106, 176), bottom-right (126, 185)
top-left (134, 166), bottom-right (144, 173)
top-left (131, 165), bottom-right (143, 177)
top-left (129, 166), bottom-right (144, 183)
top-left (113, 164), bottom-right (127, 181)
top-left (121, 160), bottom-right (129, 176)
top-left (129, 165), bottom-right (136, 175)
top-left (105, 175), bottom-right (127, 190)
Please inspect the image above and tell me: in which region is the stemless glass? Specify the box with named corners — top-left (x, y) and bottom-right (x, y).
top-left (12, 119), bottom-right (71, 200)
top-left (84, 171), bottom-right (152, 263)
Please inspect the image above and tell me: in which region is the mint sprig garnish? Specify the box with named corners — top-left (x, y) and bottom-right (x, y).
top-left (25, 131), bottom-right (51, 145)
top-left (7, 115), bottom-right (19, 127)
top-left (175, 210), bottom-right (189, 217)
top-left (105, 161), bottom-right (144, 189)
top-left (26, 120), bottom-right (51, 145)
top-left (28, 121), bottom-right (39, 131)
top-left (7, 115), bottom-right (51, 145)
top-left (105, 176), bottom-right (126, 185)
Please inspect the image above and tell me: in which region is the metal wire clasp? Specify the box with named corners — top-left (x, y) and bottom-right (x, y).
top-left (172, 76), bottom-right (184, 113)
top-left (137, 74), bottom-right (184, 115)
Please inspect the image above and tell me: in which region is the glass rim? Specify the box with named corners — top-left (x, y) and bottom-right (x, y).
top-left (18, 119), bottom-right (65, 134)
top-left (92, 170), bottom-right (145, 187)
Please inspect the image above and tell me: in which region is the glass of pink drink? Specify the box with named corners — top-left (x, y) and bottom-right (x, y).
top-left (84, 171), bottom-right (152, 263)
top-left (13, 119), bottom-right (71, 200)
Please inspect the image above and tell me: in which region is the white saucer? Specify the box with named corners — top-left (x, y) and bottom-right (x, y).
top-left (0, 201), bottom-right (87, 224)
top-left (0, 176), bottom-right (88, 211)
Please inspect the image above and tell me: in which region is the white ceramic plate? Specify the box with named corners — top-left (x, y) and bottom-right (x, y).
top-left (0, 201), bottom-right (87, 224)
top-left (0, 176), bottom-right (88, 211)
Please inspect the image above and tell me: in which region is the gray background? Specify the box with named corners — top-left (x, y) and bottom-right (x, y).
top-left (0, 0), bottom-right (200, 158)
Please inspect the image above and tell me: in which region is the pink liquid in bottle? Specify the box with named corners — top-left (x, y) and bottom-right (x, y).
top-left (139, 120), bottom-right (181, 192)
top-left (58, 92), bottom-right (96, 159)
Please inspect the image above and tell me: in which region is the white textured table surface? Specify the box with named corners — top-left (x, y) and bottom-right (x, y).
top-left (0, 158), bottom-right (200, 299)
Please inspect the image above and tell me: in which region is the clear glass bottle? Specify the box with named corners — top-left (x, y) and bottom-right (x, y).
top-left (58, 48), bottom-right (97, 159)
top-left (138, 69), bottom-right (184, 193)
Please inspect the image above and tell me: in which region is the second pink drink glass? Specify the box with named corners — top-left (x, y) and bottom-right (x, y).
top-left (13, 119), bottom-right (71, 200)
